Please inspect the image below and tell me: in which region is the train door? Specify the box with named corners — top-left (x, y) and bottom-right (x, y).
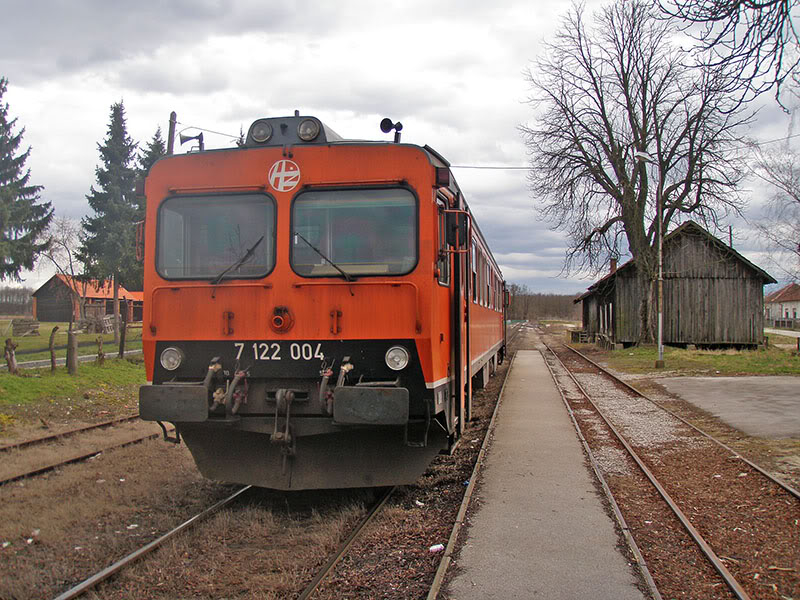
top-left (444, 197), bottom-right (470, 439)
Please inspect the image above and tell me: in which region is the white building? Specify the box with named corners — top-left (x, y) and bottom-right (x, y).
top-left (765, 283), bottom-right (800, 323)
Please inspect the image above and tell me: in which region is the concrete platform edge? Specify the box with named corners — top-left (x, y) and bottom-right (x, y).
top-left (427, 352), bottom-right (518, 600)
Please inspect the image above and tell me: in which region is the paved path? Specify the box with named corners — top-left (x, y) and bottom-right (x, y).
top-left (765, 327), bottom-right (800, 339)
top-left (448, 350), bottom-right (645, 600)
top-left (657, 376), bottom-right (800, 438)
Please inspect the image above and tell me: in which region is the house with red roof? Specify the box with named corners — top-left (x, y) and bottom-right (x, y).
top-left (765, 282), bottom-right (800, 326)
top-left (31, 275), bottom-right (143, 323)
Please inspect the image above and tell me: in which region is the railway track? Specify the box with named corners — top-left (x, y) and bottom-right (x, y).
top-left (0, 415), bottom-right (169, 486)
top-left (49, 485), bottom-right (395, 600)
top-left (51, 485), bottom-right (253, 600)
top-left (540, 335), bottom-right (800, 600)
top-left (0, 414), bottom-right (139, 452)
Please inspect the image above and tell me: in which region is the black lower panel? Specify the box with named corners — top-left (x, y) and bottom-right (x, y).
top-left (179, 423), bottom-right (447, 490)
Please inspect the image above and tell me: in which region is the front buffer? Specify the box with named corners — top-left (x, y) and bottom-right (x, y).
top-left (140, 339), bottom-right (448, 490)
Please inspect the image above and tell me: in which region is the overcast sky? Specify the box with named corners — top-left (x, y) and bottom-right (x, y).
top-left (3, 0), bottom-right (794, 293)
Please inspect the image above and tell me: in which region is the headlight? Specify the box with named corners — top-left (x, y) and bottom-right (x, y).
top-left (385, 346), bottom-right (410, 371)
top-left (251, 120), bottom-right (273, 143)
top-left (297, 118), bottom-right (320, 141)
top-left (160, 347), bottom-right (184, 371)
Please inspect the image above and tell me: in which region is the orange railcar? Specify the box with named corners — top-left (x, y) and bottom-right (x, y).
top-left (139, 114), bottom-right (506, 489)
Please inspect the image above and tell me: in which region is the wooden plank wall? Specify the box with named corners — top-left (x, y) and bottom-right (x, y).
top-left (615, 267), bottom-right (642, 343)
top-left (582, 295), bottom-right (599, 334)
top-left (664, 232), bottom-right (764, 344)
top-left (613, 231), bottom-right (765, 345)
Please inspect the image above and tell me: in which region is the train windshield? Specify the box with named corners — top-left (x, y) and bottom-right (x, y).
top-left (157, 194), bottom-right (275, 280)
top-left (291, 188), bottom-right (417, 277)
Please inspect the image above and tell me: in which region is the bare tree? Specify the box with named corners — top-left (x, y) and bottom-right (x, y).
top-left (751, 144), bottom-right (800, 280)
top-left (522, 0), bottom-right (752, 342)
top-left (658, 0), bottom-right (800, 107)
top-left (39, 216), bottom-right (88, 374)
top-left (39, 216), bottom-right (90, 327)
top-left (506, 283), bottom-right (580, 321)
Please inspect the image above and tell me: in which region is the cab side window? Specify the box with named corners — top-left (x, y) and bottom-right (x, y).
top-left (437, 201), bottom-right (450, 286)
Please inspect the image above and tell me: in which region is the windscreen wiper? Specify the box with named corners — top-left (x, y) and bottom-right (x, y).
top-left (210, 235), bottom-right (265, 285)
top-left (293, 231), bottom-right (356, 282)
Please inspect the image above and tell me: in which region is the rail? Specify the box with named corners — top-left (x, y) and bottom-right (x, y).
top-left (51, 486), bottom-right (252, 600)
top-left (564, 343), bottom-right (800, 501)
top-left (542, 340), bottom-right (752, 600)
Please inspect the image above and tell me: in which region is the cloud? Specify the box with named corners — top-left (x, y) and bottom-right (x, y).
top-left (5, 0), bottom-right (794, 295)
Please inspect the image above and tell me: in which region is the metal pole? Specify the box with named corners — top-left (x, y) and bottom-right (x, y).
top-left (635, 150), bottom-right (666, 367)
top-left (656, 180), bottom-right (664, 368)
top-left (167, 111), bottom-right (177, 155)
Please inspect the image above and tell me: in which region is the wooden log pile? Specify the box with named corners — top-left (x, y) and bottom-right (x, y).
top-left (11, 319), bottom-right (40, 336)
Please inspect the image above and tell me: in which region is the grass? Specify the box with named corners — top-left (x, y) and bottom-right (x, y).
top-left (0, 358), bottom-right (146, 408)
top-left (765, 332), bottom-right (799, 346)
top-left (602, 344), bottom-right (800, 376)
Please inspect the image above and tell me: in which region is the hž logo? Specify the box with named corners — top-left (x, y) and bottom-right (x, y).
top-left (268, 159), bottom-right (301, 192)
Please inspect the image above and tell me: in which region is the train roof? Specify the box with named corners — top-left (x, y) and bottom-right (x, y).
top-left (166, 114), bottom-right (502, 279)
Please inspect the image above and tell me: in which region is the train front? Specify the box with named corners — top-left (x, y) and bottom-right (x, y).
top-left (139, 115), bottom-right (449, 490)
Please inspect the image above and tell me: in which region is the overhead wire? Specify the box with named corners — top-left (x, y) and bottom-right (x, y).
top-left (170, 121), bottom-right (800, 170)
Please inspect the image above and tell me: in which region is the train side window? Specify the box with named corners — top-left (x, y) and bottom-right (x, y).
top-left (471, 241), bottom-right (477, 302)
top-left (485, 262), bottom-right (490, 308)
top-left (478, 252), bottom-right (486, 306)
top-left (480, 256), bottom-right (485, 306)
top-left (437, 202), bottom-right (450, 286)
top-left (478, 253), bottom-right (483, 306)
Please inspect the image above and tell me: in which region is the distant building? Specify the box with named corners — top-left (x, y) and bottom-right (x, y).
top-left (764, 282), bottom-right (800, 325)
top-left (574, 221), bottom-right (776, 347)
top-left (31, 275), bottom-right (143, 323)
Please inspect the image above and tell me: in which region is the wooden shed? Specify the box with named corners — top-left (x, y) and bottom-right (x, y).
top-left (31, 275), bottom-right (143, 323)
top-left (574, 221), bottom-right (776, 348)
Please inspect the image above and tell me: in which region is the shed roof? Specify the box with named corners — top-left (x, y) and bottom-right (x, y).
top-left (573, 221), bottom-right (776, 303)
top-left (33, 275), bottom-right (143, 302)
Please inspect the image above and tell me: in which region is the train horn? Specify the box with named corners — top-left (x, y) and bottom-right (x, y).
top-left (380, 118), bottom-right (403, 143)
top-left (179, 131), bottom-right (205, 151)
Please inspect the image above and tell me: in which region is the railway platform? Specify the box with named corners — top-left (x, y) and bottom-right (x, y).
top-left (447, 350), bottom-right (647, 600)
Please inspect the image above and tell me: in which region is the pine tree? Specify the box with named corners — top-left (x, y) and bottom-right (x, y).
top-left (78, 101), bottom-right (140, 337)
top-left (138, 126), bottom-right (166, 179)
top-left (0, 77), bottom-right (53, 281)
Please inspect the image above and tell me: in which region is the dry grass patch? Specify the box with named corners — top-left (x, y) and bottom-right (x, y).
top-left (0, 439), bottom-right (225, 600)
top-left (92, 489), bottom-right (372, 599)
top-left (0, 420), bottom-right (163, 483)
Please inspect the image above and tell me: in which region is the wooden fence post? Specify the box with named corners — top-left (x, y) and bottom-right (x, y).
top-left (118, 301), bottom-right (128, 359)
top-left (4, 338), bottom-right (18, 375)
top-left (49, 326), bottom-right (59, 373)
top-left (67, 329), bottom-right (78, 375)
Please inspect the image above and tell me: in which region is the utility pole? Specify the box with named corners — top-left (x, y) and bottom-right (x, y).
top-left (635, 150), bottom-right (665, 368)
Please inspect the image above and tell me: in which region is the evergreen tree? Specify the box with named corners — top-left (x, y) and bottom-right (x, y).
top-left (78, 101), bottom-right (141, 331)
top-left (0, 77), bottom-right (53, 281)
top-left (138, 126), bottom-right (166, 178)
